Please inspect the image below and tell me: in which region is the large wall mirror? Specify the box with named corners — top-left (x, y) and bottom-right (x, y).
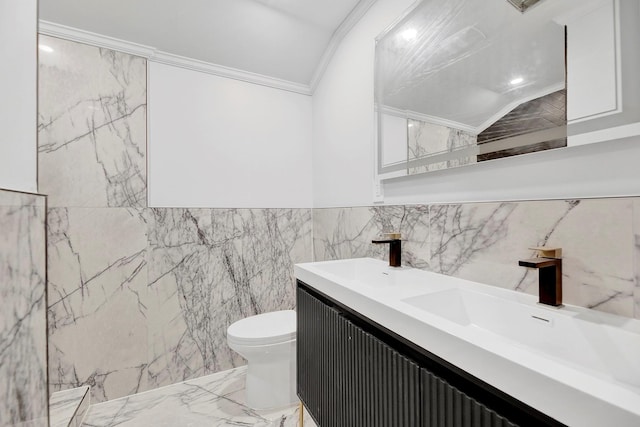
top-left (375, 0), bottom-right (640, 178)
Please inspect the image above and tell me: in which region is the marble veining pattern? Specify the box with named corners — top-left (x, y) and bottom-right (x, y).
top-left (313, 205), bottom-right (430, 269)
top-left (146, 208), bottom-right (312, 390)
top-left (50, 386), bottom-right (90, 427)
top-left (314, 199), bottom-right (638, 319)
top-left (431, 199), bottom-right (636, 317)
top-left (44, 204), bottom-right (312, 403)
top-left (82, 366), bottom-right (316, 427)
top-left (47, 207), bottom-right (149, 403)
top-left (408, 119), bottom-right (477, 174)
top-left (429, 202), bottom-right (517, 277)
top-left (38, 35), bottom-right (147, 208)
top-left (0, 190), bottom-right (48, 426)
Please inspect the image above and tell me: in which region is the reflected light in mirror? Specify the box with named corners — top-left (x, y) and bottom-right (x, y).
top-left (401, 28), bottom-right (418, 41)
top-left (38, 44), bottom-right (54, 53)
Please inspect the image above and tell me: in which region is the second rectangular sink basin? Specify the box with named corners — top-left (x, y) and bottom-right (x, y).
top-left (403, 288), bottom-right (640, 388)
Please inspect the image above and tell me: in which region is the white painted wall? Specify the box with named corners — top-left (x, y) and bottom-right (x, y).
top-left (148, 62), bottom-right (313, 208)
top-left (0, 0), bottom-right (37, 192)
top-left (312, 0), bottom-right (416, 208)
top-left (312, 0), bottom-right (640, 207)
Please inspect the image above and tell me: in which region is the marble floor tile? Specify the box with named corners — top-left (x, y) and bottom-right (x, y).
top-left (47, 207), bottom-right (149, 402)
top-left (50, 386), bottom-right (90, 427)
top-left (145, 208), bottom-right (312, 390)
top-left (38, 35), bottom-right (146, 208)
top-left (0, 190), bottom-right (48, 426)
top-left (82, 367), bottom-right (316, 427)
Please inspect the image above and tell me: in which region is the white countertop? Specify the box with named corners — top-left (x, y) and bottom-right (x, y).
top-left (294, 258), bottom-right (640, 427)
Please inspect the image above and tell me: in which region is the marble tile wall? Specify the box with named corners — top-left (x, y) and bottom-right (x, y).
top-left (38, 35), bottom-right (146, 208)
top-left (38, 34), bottom-right (151, 404)
top-left (43, 206), bottom-right (313, 403)
top-left (146, 208), bottom-right (312, 389)
top-left (314, 198), bottom-right (640, 320)
top-left (313, 205), bottom-right (430, 270)
top-left (44, 206), bottom-right (312, 403)
top-left (0, 189), bottom-right (48, 426)
top-left (38, 36), bottom-right (314, 405)
top-left (47, 207), bottom-right (149, 402)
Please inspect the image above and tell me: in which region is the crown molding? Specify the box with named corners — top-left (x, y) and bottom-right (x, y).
top-left (38, 20), bottom-right (157, 58)
top-left (38, 20), bottom-right (312, 96)
top-left (309, 0), bottom-right (377, 92)
top-left (151, 51), bottom-right (312, 95)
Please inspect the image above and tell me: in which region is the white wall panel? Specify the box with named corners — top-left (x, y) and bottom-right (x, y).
top-left (148, 62), bottom-right (313, 208)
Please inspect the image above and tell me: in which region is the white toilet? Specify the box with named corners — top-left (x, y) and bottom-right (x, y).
top-left (227, 309), bottom-right (297, 410)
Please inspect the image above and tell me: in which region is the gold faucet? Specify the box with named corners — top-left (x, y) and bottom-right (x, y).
top-left (518, 247), bottom-right (563, 307)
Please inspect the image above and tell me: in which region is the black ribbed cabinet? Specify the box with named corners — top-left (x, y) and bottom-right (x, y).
top-left (297, 281), bottom-right (564, 427)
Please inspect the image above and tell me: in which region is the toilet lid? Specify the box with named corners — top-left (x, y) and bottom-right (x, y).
top-left (227, 310), bottom-right (296, 346)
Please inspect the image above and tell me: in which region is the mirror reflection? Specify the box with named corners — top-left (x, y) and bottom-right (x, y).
top-left (376, 0), bottom-right (640, 176)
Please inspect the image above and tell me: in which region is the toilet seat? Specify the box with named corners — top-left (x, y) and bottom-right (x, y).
top-left (227, 310), bottom-right (296, 346)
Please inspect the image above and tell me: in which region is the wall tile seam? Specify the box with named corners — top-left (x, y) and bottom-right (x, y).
top-left (633, 221), bottom-right (636, 320)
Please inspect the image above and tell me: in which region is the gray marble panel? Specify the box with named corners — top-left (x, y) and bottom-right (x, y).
top-left (0, 190), bottom-right (48, 426)
top-left (47, 207), bottom-right (148, 403)
top-left (430, 199), bottom-right (636, 317)
top-left (146, 208), bottom-right (312, 389)
top-left (634, 199), bottom-right (640, 319)
top-left (38, 35), bottom-right (147, 208)
top-left (313, 205), bottom-right (430, 269)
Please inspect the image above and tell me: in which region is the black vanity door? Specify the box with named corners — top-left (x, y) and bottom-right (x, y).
top-left (297, 285), bottom-right (421, 427)
top-left (421, 368), bottom-right (517, 427)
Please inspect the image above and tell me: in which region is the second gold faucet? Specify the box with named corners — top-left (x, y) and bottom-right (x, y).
top-left (518, 247), bottom-right (563, 307)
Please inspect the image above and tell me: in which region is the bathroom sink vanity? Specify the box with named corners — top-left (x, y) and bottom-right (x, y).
top-left (294, 258), bottom-right (640, 427)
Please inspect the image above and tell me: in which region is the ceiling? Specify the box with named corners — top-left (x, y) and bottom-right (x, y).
top-left (38, 0), bottom-right (365, 86)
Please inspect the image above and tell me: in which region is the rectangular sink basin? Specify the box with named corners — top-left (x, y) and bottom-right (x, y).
top-left (305, 258), bottom-right (411, 288)
top-left (403, 288), bottom-right (640, 388)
